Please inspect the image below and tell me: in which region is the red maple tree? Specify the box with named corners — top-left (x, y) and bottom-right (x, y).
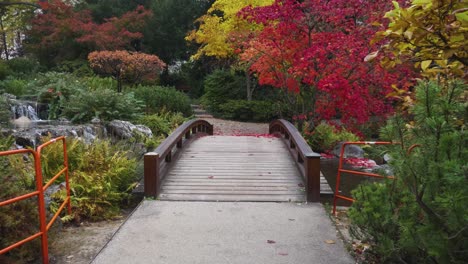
top-left (238, 0), bottom-right (416, 128)
top-left (29, 0), bottom-right (152, 62)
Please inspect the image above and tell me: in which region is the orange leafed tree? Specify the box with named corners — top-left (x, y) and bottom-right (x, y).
top-left (88, 50), bottom-right (166, 92)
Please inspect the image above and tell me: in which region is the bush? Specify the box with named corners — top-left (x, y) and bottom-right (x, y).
top-left (134, 85), bottom-right (192, 116)
top-left (27, 72), bottom-right (88, 119)
top-left (53, 59), bottom-right (93, 77)
top-left (63, 89), bottom-right (142, 123)
top-left (0, 95), bottom-right (11, 127)
top-left (303, 122), bottom-right (359, 152)
top-left (201, 69), bottom-right (245, 114)
top-left (349, 80), bottom-right (467, 263)
top-left (6, 57), bottom-right (40, 76)
top-left (0, 60), bottom-right (12, 80)
top-left (0, 78), bottom-right (29, 96)
top-left (84, 76), bottom-right (117, 91)
top-left (41, 138), bottom-right (139, 221)
top-left (136, 111), bottom-right (187, 136)
top-left (218, 100), bottom-right (277, 122)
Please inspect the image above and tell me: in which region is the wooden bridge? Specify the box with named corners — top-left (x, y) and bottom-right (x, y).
top-left (142, 119), bottom-right (332, 202)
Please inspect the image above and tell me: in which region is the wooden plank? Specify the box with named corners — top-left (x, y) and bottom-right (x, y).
top-left (158, 135), bottom-right (332, 202)
top-left (159, 194), bottom-right (305, 202)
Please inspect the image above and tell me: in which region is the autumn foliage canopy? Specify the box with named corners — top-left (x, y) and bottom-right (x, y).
top-left (187, 0), bottom-right (419, 128)
top-left (29, 0), bottom-right (152, 64)
top-left (236, 0), bottom-right (417, 127)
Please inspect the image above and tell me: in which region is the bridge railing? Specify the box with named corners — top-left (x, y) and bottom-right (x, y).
top-left (269, 119), bottom-right (321, 202)
top-left (144, 119), bottom-right (213, 197)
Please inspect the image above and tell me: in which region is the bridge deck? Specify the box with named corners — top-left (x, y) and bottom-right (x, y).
top-left (159, 136), bottom-right (329, 202)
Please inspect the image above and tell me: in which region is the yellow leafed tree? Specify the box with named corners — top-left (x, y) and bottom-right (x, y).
top-left (186, 0), bottom-right (274, 60)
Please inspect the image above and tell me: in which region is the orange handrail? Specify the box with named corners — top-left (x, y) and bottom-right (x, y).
top-left (332, 141), bottom-right (395, 215)
top-left (0, 136), bottom-right (71, 264)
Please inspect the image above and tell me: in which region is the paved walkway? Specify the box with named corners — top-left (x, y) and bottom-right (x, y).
top-left (92, 201), bottom-right (353, 264)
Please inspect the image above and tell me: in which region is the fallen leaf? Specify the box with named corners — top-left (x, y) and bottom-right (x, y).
top-left (278, 252), bottom-right (288, 256)
top-left (288, 218), bottom-right (295, 221)
top-left (325, 240), bottom-right (336, 244)
top-left (267, 240), bottom-right (276, 244)
top-left (298, 183), bottom-right (304, 187)
top-left (208, 176), bottom-right (214, 179)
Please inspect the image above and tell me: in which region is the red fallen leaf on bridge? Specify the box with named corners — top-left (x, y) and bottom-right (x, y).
top-left (278, 252), bottom-right (288, 256)
top-left (208, 176), bottom-right (214, 179)
top-left (267, 240), bottom-right (276, 244)
top-left (227, 133), bottom-right (281, 138)
top-left (298, 183), bottom-right (304, 187)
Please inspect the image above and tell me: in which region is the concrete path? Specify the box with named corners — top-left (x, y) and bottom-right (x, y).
top-left (92, 201), bottom-right (353, 264)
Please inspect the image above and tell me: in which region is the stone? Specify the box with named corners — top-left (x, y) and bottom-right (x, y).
top-left (332, 142), bottom-right (364, 158)
top-left (383, 153), bottom-right (392, 163)
top-left (12, 116), bottom-right (32, 129)
top-left (106, 120), bottom-right (153, 140)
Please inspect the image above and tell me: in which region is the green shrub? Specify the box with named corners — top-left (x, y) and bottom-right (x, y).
top-left (0, 78), bottom-right (28, 96)
top-left (63, 89), bottom-right (142, 123)
top-left (0, 137), bottom-right (40, 262)
top-left (6, 57), bottom-right (40, 76)
top-left (53, 59), bottom-right (93, 77)
top-left (218, 100), bottom-right (277, 122)
top-left (201, 69), bottom-right (245, 113)
top-left (303, 122), bottom-right (359, 152)
top-left (136, 111), bottom-right (187, 136)
top-left (41, 138), bottom-right (139, 221)
top-left (27, 72), bottom-right (87, 119)
top-left (349, 80), bottom-right (467, 263)
top-left (0, 95), bottom-right (11, 127)
top-left (134, 85), bottom-right (192, 116)
top-left (84, 76), bottom-right (117, 91)
top-left (0, 60), bottom-right (12, 80)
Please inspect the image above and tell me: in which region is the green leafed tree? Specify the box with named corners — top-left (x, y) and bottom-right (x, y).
top-left (143, 0), bottom-right (213, 64)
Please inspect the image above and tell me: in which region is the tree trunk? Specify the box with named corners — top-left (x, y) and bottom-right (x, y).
top-left (0, 15), bottom-right (9, 60)
top-left (117, 76), bottom-right (123, 93)
top-left (246, 70), bottom-right (252, 101)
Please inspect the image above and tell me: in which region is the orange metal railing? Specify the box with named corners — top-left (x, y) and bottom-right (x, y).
top-left (0, 136), bottom-right (71, 264)
top-left (332, 141), bottom-right (395, 215)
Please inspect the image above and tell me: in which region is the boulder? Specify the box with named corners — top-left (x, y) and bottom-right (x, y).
top-left (106, 120), bottom-right (153, 140)
top-left (332, 142), bottom-right (365, 158)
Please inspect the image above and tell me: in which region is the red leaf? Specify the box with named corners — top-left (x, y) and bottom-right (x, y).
top-left (267, 240), bottom-right (276, 244)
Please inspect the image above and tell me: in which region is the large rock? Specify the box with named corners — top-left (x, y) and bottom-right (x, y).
top-left (106, 120), bottom-right (152, 140)
top-left (4, 124), bottom-right (106, 147)
top-left (332, 142), bottom-right (365, 158)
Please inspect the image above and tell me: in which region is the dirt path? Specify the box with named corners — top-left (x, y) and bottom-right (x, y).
top-left (49, 118), bottom-right (269, 264)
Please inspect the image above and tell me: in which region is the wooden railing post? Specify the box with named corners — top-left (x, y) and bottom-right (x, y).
top-left (305, 152), bottom-right (321, 202)
top-left (144, 152), bottom-right (160, 198)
